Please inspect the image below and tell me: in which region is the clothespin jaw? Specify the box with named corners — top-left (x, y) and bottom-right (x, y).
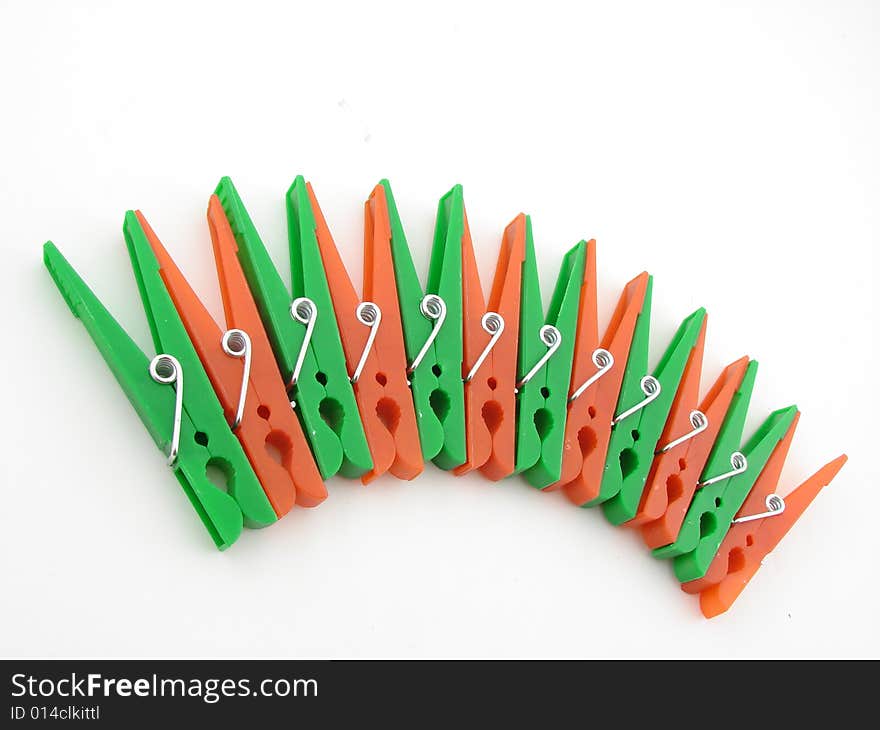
top-left (556, 271), bottom-right (650, 505)
top-left (655, 403), bottom-right (800, 583)
top-left (515, 228), bottom-right (585, 488)
top-left (43, 242), bottom-right (261, 550)
top-left (637, 356), bottom-right (751, 548)
top-left (692, 454), bottom-right (847, 618)
top-left (381, 183), bottom-right (466, 470)
top-left (134, 202), bottom-right (327, 517)
top-left (213, 176), bottom-right (369, 480)
top-left (598, 304), bottom-right (708, 524)
top-left (456, 213), bottom-right (525, 480)
top-left (301, 179), bottom-right (423, 483)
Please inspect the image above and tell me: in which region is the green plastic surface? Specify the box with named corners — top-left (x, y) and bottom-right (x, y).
top-left (382, 183), bottom-right (466, 470)
top-left (515, 227), bottom-right (585, 488)
top-left (44, 233), bottom-right (277, 551)
top-left (600, 303), bottom-right (707, 523)
top-left (214, 176), bottom-right (371, 479)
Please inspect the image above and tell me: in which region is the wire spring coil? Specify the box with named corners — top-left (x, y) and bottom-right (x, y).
top-left (516, 324), bottom-right (562, 391)
top-left (351, 301), bottom-right (381, 384)
top-left (733, 494), bottom-right (786, 524)
top-left (464, 311), bottom-right (505, 383)
top-left (612, 375), bottom-right (661, 424)
top-left (149, 354), bottom-right (183, 467)
top-left (407, 294), bottom-right (447, 375)
top-left (221, 328), bottom-right (252, 430)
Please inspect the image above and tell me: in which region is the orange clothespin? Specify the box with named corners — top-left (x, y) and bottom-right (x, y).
top-left (551, 270), bottom-right (649, 504)
top-left (305, 181), bottom-right (423, 483)
top-left (456, 214), bottom-right (526, 480)
top-left (681, 412), bottom-right (846, 617)
top-left (628, 318), bottom-right (749, 537)
top-left (139, 199), bottom-right (328, 515)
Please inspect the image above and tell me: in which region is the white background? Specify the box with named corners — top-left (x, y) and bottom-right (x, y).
top-left (1, 0), bottom-right (876, 658)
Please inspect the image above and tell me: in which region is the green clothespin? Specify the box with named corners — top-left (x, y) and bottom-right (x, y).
top-left (599, 298), bottom-right (707, 524)
top-left (654, 371), bottom-right (799, 581)
top-left (515, 225), bottom-right (585, 488)
top-left (214, 176), bottom-right (371, 479)
top-left (379, 182), bottom-right (466, 470)
top-left (43, 219), bottom-right (277, 551)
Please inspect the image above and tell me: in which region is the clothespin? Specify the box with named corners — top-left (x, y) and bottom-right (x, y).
top-left (136, 200), bottom-right (328, 515)
top-left (214, 176), bottom-right (372, 479)
top-left (552, 270), bottom-right (650, 505)
top-left (687, 450), bottom-right (847, 618)
top-left (636, 356), bottom-right (751, 548)
top-left (456, 213), bottom-right (526, 480)
top-left (43, 223), bottom-right (278, 550)
top-left (596, 286), bottom-right (708, 524)
top-left (515, 223), bottom-right (585, 488)
top-left (680, 413), bottom-right (848, 614)
top-left (649, 357), bottom-right (757, 551)
top-left (294, 178), bottom-right (423, 482)
top-left (679, 411), bottom-right (802, 596)
top-left (653, 400), bottom-right (800, 583)
top-left (375, 184), bottom-right (466, 470)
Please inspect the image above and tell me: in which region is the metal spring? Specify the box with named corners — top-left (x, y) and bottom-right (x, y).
top-left (733, 494), bottom-right (786, 524)
top-left (221, 328), bottom-right (252, 431)
top-left (612, 375), bottom-right (661, 424)
top-left (516, 324), bottom-right (562, 391)
top-left (464, 311), bottom-right (505, 383)
top-left (657, 410), bottom-right (708, 453)
top-left (288, 297), bottom-right (317, 388)
top-left (407, 294), bottom-right (447, 375)
top-left (699, 451), bottom-right (748, 487)
top-left (351, 301), bottom-right (381, 384)
top-left (568, 348), bottom-right (614, 403)
top-left (149, 354), bottom-right (183, 467)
